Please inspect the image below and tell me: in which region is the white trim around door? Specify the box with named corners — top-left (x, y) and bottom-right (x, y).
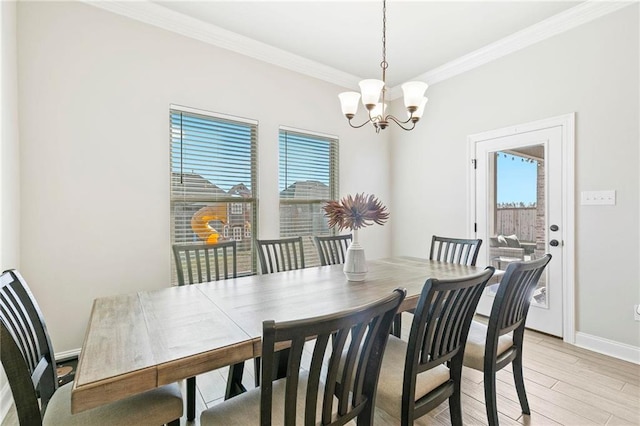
top-left (467, 113), bottom-right (575, 344)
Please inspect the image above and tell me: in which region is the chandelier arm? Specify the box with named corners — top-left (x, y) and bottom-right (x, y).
top-left (386, 115), bottom-right (417, 131)
top-left (385, 114), bottom-right (413, 125)
top-left (347, 117), bottom-right (375, 129)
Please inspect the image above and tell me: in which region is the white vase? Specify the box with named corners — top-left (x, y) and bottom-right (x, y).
top-left (343, 229), bottom-right (367, 281)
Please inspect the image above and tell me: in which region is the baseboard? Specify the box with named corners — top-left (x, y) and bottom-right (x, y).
top-left (575, 332), bottom-right (640, 364)
top-left (56, 348), bottom-right (81, 362)
top-left (0, 381), bottom-right (12, 423)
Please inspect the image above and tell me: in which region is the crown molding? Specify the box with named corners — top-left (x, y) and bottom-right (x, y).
top-left (406, 0), bottom-right (634, 89)
top-left (84, 1), bottom-right (360, 89)
top-left (85, 0), bottom-right (633, 100)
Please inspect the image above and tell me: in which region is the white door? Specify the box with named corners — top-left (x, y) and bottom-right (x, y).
top-left (469, 117), bottom-right (573, 338)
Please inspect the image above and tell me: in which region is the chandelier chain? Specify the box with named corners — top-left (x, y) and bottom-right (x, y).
top-left (381, 0), bottom-right (388, 73)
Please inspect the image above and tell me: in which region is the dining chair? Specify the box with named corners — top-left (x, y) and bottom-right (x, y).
top-left (254, 236), bottom-right (307, 388)
top-left (172, 240), bottom-right (244, 420)
top-left (313, 234), bottom-right (352, 266)
top-left (392, 235), bottom-right (484, 339)
top-left (256, 236), bottom-right (306, 274)
top-left (375, 267), bottom-right (495, 426)
top-left (463, 254), bottom-right (552, 426)
top-left (200, 288), bottom-right (406, 425)
top-left (0, 269), bottom-right (183, 426)
top-left (172, 240), bottom-right (237, 285)
top-left (430, 235), bottom-right (483, 266)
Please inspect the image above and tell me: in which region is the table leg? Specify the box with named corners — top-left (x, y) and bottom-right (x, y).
top-left (275, 348), bottom-right (290, 379)
top-left (187, 376), bottom-right (196, 421)
top-left (225, 362), bottom-right (247, 399)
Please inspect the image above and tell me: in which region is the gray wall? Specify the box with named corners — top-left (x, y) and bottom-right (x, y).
top-left (1, 0), bottom-right (20, 273)
top-left (15, 1), bottom-right (392, 353)
top-left (390, 5), bottom-right (640, 347)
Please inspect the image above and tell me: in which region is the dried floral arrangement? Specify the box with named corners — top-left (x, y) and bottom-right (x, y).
top-left (323, 193), bottom-right (390, 231)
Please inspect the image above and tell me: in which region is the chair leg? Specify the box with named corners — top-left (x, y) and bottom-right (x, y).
top-left (254, 357), bottom-right (261, 387)
top-left (187, 376), bottom-right (196, 421)
top-left (392, 313), bottom-right (402, 338)
top-left (449, 362), bottom-right (464, 426)
top-left (513, 354), bottom-right (530, 415)
top-left (484, 367), bottom-right (500, 426)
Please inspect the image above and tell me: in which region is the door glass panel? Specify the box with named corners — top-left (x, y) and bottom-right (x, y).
top-left (487, 145), bottom-right (548, 308)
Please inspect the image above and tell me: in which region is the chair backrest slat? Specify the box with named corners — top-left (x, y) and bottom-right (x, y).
top-left (403, 268), bottom-right (495, 422)
top-left (173, 241), bottom-right (237, 285)
top-left (313, 234), bottom-right (352, 266)
top-left (492, 255), bottom-right (552, 336)
top-left (256, 237), bottom-right (305, 274)
top-left (429, 235), bottom-right (483, 266)
top-left (0, 270), bottom-right (58, 424)
top-left (260, 288), bottom-right (405, 426)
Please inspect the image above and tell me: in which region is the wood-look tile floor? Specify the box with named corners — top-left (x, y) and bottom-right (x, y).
top-left (3, 314), bottom-right (639, 425)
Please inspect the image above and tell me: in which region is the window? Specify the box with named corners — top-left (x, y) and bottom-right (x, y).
top-left (170, 106), bottom-right (257, 280)
top-left (231, 203), bottom-right (243, 215)
top-left (279, 127), bottom-right (338, 266)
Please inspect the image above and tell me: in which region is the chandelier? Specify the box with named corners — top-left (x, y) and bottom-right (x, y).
top-left (338, 0), bottom-right (428, 133)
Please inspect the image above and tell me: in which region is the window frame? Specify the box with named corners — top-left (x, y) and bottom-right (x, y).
top-left (278, 126), bottom-right (339, 267)
top-left (169, 105), bottom-right (258, 280)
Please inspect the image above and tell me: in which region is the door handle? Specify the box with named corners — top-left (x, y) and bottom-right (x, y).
top-left (549, 239), bottom-right (560, 247)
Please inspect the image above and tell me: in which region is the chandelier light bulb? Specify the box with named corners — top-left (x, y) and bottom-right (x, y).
top-left (339, 92), bottom-right (361, 117)
top-left (370, 103), bottom-right (387, 119)
top-left (358, 79), bottom-right (385, 108)
top-left (411, 97), bottom-right (429, 120)
top-left (401, 81), bottom-right (429, 110)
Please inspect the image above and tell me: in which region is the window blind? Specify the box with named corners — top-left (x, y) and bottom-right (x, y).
top-left (170, 106), bottom-right (258, 281)
top-left (279, 128), bottom-right (338, 267)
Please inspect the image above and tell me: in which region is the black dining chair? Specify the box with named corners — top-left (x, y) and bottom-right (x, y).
top-left (253, 236), bottom-right (309, 389)
top-left (256, 236), bottom-right (305, 274)
top-left (375, 267), bottom-right (495, 425)
top-left (463, 255), bottom-right (552, 425)
top-left (392, 235), bottom-right (483, 338)
top-left (173, 240), bottom-right (237, 285)
top-left (314, 234), bottom-right (352, 266)
top-left (172, 241), bottom-right (247, 420)
top-left (0, 269), bottom-right (183, 425)
top-left (200, 288), bottom-right (406, 425)
top-left (429, 235), bottom-right (483, 266)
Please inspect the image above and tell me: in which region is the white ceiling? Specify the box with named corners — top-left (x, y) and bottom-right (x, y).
top-left (153, 1), bottom-right (581, 87)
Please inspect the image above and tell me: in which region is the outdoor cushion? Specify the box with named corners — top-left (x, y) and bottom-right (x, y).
top-left (504, 234), bottom-right (521, 248)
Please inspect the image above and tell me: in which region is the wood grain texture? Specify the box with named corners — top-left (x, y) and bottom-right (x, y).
top-left (72, 293), bottom-right (158, 413)
top-left (72, 257), bottom-right (490, 413)
top-left (197, 257), bottom-right (491, 339)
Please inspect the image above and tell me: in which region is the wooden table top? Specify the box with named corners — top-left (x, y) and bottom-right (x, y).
top-left (71, 256), bottom-right (495, 413)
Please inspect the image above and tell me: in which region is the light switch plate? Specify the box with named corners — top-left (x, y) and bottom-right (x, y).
top-left (581, 190), bottom-right (616, 205)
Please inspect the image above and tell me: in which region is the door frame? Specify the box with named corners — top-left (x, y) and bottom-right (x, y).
top-left (466, 113), bottom-right (575, 344)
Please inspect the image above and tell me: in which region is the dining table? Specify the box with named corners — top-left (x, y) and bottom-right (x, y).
top-left (71, 256), bottom-right (500, 415)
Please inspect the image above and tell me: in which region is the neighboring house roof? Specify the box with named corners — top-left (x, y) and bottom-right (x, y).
top-left (171, 172), bottom-right (226, 197)
top-left (280, 180), bottom-right (329, 199)
top-left (228, 183), bottom-right (252, 198)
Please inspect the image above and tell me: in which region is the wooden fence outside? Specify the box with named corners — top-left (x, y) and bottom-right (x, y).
top-left (496, 208), bottom-right (537, 242)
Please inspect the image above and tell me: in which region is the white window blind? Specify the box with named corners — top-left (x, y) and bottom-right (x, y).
top-left (170, 106), bottom-right (258, 280)
top-left (279, 128), bottom-right (338, 267)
